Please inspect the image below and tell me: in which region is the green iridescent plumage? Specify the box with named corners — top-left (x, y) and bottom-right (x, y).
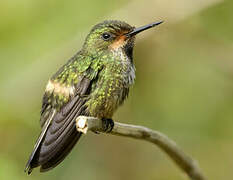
top-left (25, 20), bottom-right (163, 174)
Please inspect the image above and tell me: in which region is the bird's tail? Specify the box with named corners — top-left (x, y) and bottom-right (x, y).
top-left (25, 109), bottom-right (83, 174)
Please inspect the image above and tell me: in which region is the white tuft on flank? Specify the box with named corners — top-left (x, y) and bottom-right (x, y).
top-left (46, 80), bottom-right (54, 93)
top-left (45, 80), bottom-right (75, 97)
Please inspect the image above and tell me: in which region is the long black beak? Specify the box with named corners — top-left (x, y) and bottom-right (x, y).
top-left (126, 21), bottom-right (164, 37)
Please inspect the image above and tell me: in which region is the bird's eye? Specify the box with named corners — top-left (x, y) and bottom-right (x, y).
top-left (101, 32), bottom-right (111, 41)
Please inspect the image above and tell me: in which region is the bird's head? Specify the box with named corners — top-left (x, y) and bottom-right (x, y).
top-left (83, 20), bottom-right (163, 58)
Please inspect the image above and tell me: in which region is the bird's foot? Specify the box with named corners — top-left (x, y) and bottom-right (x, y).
top-left (101, 118), bottom-right (114, 133)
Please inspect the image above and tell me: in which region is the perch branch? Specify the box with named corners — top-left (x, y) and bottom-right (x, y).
top-left (76, 116), bottom-right (206, 180)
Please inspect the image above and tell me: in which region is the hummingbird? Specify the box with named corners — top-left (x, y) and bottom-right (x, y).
top-left (25, 20), bottom-right (163, 174)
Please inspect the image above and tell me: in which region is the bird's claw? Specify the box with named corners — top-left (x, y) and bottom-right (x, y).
top-left (102, 118), bottom-right (114, 133)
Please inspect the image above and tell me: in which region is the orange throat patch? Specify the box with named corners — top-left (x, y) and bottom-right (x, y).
top-left (109, 35), bottom-right (127, 50)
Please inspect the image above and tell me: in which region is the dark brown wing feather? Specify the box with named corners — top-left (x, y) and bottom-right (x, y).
top-left (25, 77), bottom-right (92, 174)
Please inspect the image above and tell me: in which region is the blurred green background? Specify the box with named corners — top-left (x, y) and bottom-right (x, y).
top-left (0, 0), bottom-right (233, 179)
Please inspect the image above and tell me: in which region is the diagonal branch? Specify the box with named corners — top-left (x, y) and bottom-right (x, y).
top-left (76, 116), bottom-right (207, 180)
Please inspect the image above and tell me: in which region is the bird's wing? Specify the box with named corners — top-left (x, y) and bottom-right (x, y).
top-left (25, 53), bottom-right (101, 174)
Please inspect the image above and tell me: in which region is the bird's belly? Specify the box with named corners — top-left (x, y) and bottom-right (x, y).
top-left (85, 61), bottom-right (135, 119)
top-left (85, 81), bottom-right (127, 119)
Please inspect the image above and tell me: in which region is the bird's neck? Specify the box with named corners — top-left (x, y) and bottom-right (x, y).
top-left (101, 48), bottom-right (135, 86)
